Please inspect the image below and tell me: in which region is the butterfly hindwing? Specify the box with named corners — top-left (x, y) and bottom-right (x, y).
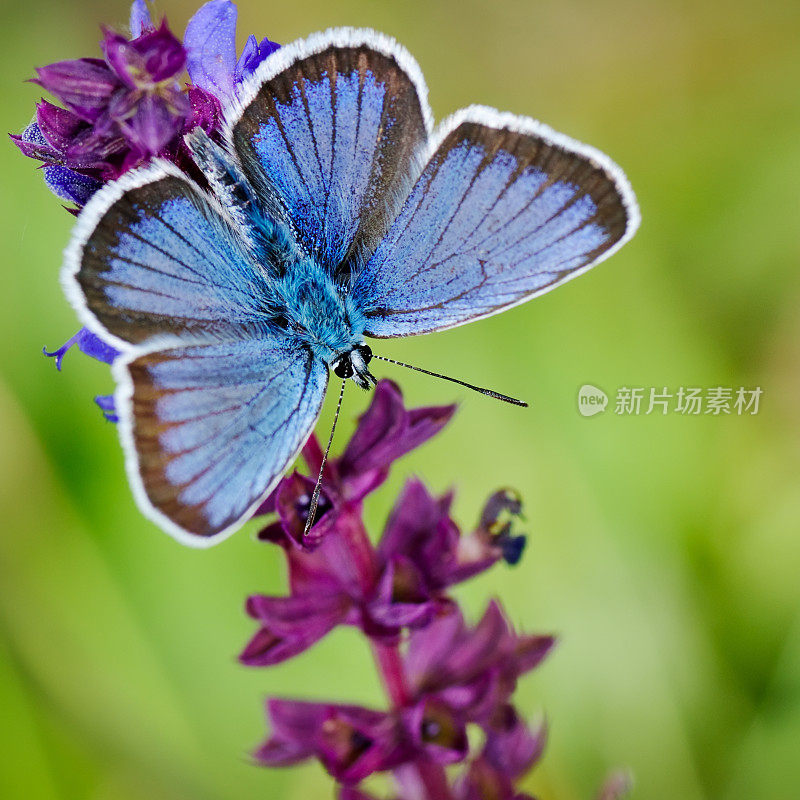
top-left (352, 106), bottom-right (639, 337)
top-left (116, 333), bottom-right (327, 543)
top-left (227, 29), bottom-right (432, 275)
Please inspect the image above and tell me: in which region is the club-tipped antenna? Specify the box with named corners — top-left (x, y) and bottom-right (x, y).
top-left (304, 377), bottom-right (347, 537)
top-left (372, 354), bottom-right (528, 407)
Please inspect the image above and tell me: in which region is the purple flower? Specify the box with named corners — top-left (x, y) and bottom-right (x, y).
top-left (244, 390), bottom-right (530, 665)
top-left (103, 22), bottom-right (187, 89)
top-left (243, 383), bottom-right (486, 663)
top-left (404, 603), bottom-right (555, 727)
top-left (482, 707), bottom-right (547, 782)
top-left (43, 327), bottom-right (119, 370)
top-left (102, 21), bottom-right (190, 156)
top-left (241, 359), bottom-right (554, 797)
top-left (256, 700), bottom-right (410, 784)
top-left (399, 605), bottom-right (551, 779)
top-left (184, 0), bottom-right (279, 106)
top-left (13, 5), bottom-right (196, 195)
top-left (12, 1), bottom-right (278, 205)
top-left (43, 329), bottom-right (120, 421)
top-left (253, 604), bottom-right (553, 785)
top-left (378, 482), bottom-right (528, 595)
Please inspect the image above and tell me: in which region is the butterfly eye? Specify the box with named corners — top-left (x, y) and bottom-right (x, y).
top-left (333, 356), bottom-right (354, 379)
top-left (355, 344), bottom-right (373, 364)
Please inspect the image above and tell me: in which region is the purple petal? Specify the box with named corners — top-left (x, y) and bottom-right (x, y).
top-left (36, 100), bottom-right (89, 152)
top-left (455, 755), bottom-right (519, 800)
top-left (94, 394), bottom-right (119, 423)
top-left (132, 21), bottom-right (187, 82)
top-left (484, 707), bottom-right (546, 778)
top-left (513, 633), bottom-right (557, 675)
top-left (104, 22), bottom-right (186, 87)
top-left (338, 788), bottom-right (378, 800)
top-left (255, 699), bottom-right (323, 766)
top-left (183, 84), bottom-right (222, 132)
top-left (62, 122), bottom-right (127, 171)
top-left (338, 380), bottom-right (456, 499)
top-left (240, 592), bottom-right (348, 666)
top-left (43, 165), bottom-right (101, 205)
top-left (405, 609), bottom-right (465, 689)
top-left (406, 602), bottom-right (513, 698)
top-left (113, 91), bottom-right (188, 155)
top-left (11, 121), bottom-right (62, 163)
top-left (443, 601), bottom-right (511, 686)
top-left (43, 327), bottom-right (119, 370)
top-left (233, 34), bottom-right (280, 85)
top-left (34, 58), bottom-right (120, 122)
top-left (367, 556), bottom-right (436, 629)
top-left (129, 0), bottom-right (153, 37)
top-left (184, 0), bottom-right (238, 104)
top-left (378, 478), bottom-right (458, 588)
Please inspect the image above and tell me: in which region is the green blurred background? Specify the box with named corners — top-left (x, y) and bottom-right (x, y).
top-left (2, 0), bottom-right (799, 798)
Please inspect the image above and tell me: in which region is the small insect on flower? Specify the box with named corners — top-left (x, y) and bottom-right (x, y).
top-left (27, 3), bottom-right (639, 544)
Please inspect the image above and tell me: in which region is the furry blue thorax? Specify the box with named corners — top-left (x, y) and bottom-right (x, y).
top-left (267, 255), bottom-right (366, 363)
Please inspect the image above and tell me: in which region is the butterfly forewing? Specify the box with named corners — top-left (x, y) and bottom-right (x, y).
top-left (70, 163), bottom-right (274, 347)
top-left (228, 30), bottom-right (432, 275)
top-left (352, 106), bottom-right (639, 336)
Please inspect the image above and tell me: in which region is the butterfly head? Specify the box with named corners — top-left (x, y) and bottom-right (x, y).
top-left (332, 344), bottom-right (376, 390)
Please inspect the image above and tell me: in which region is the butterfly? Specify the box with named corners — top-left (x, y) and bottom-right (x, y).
top-left (61, 28), bottom-right (639, 546)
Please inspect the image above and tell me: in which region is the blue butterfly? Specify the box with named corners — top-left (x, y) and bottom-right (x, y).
top-left (62, 28), bottom-right (639, 546)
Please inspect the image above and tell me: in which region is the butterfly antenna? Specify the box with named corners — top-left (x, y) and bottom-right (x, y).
top-left (372, 354), bottom-right (528, 407)
top-left (304, 377), bottom-right (347, 537)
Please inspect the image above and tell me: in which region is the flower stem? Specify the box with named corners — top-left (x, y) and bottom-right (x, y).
top-left (370, 642), bottom-right (453, 800)
top-left (337, 506), bottom-right (453, 800)
top-left (371, 641), bottom-right (411, 707)
top-left (334, 515), bottom-right (452, 800)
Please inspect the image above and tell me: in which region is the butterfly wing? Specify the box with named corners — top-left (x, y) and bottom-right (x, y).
top-left (351, 106), bottom-right (640, 337)
top-left (62, 163), bottom-right (328, 544)
top-left (226, 29), bottom-right (432, 274)
top-left (116, 335), bottom-right (327, 544)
